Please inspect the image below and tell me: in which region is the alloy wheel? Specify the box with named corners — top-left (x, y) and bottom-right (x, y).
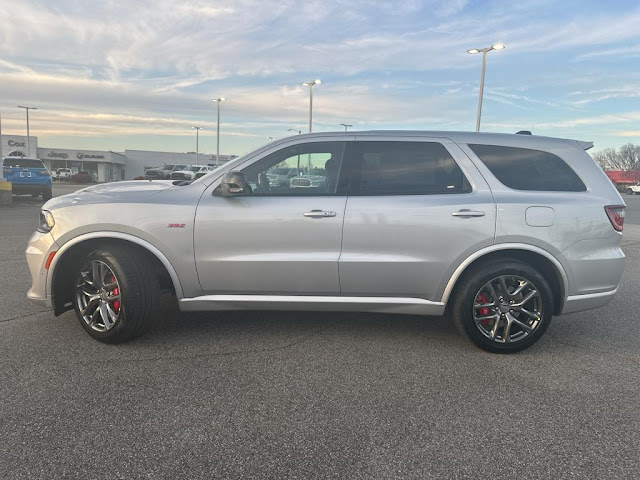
top-left (75, 260), bottom-right (122, 332)
top-left (472, 275), bottom-right (543, 344)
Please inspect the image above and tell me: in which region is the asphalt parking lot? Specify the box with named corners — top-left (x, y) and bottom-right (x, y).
top-left (1, 185), bottom-right (640, 479)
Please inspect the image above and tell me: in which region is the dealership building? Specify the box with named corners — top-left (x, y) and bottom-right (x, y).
top-left (2, 134), bottom-right (236, 182)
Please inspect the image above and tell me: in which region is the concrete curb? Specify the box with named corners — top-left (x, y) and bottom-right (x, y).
top-left (0, 181), bottom-right (12, 206)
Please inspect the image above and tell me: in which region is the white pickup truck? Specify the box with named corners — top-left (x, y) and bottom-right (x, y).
top-left (53, 168), bottom-right (74, 181)
top-left (626, 183), bottom-right (640, 195)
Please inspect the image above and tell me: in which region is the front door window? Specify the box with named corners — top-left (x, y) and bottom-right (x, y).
top-left (241, 142), bottom-right (346, 195)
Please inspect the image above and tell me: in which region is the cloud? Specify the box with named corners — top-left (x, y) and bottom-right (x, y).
top-left (568, 85), bottom-right (640, 105)
top-left (613, 131), bottom-right (640, 137)
top-left (1, 0), bottom-right (639, 154)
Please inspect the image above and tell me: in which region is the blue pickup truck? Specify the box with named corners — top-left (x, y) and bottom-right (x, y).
top-left (2, 157), bottom-right (52, 200)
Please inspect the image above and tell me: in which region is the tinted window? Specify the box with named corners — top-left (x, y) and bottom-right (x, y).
top-left (241, 142), bottom-right (345, 196)
top-left (3, 158), bottom-right (45, 168)
top-left (469, 144), bottom-right (586, 192)
top-left (345, 141), bottom-right (470, 195)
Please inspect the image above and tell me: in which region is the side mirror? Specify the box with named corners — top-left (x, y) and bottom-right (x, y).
top-left (215, 171), bottom-right (250, 196)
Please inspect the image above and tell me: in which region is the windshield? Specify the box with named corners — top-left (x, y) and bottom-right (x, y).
top-left (172, 165), bottom-right (187, 171)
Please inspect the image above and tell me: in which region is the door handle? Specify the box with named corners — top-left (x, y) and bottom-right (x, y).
top-left (303, 210), bottom-right (337, 218)
top-left (452, 209), bottom-right (485, 218)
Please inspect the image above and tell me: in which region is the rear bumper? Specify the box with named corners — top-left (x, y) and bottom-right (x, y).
top-left (560, 288), bottom-right (618, 315)
top-left (11, 183), bottom-right (51, 194)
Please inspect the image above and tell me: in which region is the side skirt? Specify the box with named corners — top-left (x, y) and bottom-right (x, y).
top-left (179, 295), bottom-right (446, 316)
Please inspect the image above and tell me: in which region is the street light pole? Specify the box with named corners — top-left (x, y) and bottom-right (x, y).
top-left (193, 126), bottom-right (203, 165)
top-left (466, 44), bottom-right (505, 132)
top-left (340, 123), bottom-right (352, 131)
top-left (212, 97), bottom-right (226, 165)
top-left (17, 105), bottom-right (38, 157)
top-left (301, 80), bottom-right (321, 132)
top-left (0, 109), bottom-right (3, 160)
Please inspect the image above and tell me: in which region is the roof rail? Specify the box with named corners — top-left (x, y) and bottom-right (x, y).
top-left (515, 130), bottom-right (532, 135)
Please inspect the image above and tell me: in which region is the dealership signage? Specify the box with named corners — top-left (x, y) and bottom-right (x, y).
top-left (8, 140), bottom-right (26, 147)
top-left (46, 151), bottom-right (105, 160)
top-left (77, 152), bottom-right (104, 159)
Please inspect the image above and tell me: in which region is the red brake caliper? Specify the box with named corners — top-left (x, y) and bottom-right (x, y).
top-left (110, 275), bottom-right (120, 312)
top-left (475, 293), bottom-right (490, 325)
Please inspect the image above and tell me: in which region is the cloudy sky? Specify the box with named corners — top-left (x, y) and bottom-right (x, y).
top-left (1, 0), bottom-right (639, 156)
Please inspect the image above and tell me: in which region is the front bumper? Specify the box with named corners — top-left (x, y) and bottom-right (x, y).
top-left (25, 230), bottom-right (59, 308)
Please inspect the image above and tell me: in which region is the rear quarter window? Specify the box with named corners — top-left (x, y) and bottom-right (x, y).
top-left (468, 144), bottom-right (586, 192)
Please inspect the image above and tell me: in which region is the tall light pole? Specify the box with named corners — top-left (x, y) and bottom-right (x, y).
top-left (467, 43), bottom-right (505, 132)
top-left (0, 109), bottom-right (3, 160)
top-left (193, 126), bottom-right (203, 165)
top-left (212, 97), bottom-right (226, 165)
top-left (301, 79), bottom-right (321, 133)
top-left (340, 123), bottom-right (352, 131)
top-left (17, 105), bottom-right (37, 157)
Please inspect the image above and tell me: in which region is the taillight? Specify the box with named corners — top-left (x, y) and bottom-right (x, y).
top-left (604, 205), bottom-right (625, 232)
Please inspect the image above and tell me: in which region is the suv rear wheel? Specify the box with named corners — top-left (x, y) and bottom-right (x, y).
top-left (72, 246), bottom-right (159, 343)
top-left (451, 260), bottom-right (553, 353)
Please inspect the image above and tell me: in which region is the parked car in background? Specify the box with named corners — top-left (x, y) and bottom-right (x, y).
top-left (170, 165), bottom-right (214, 181)
top-left (3, 157), bottom-right (52, 200)
top-left (195, 165), bottom-right (217, 179)
top-left (54, 168), bottom-right (73, 181)
top-left (70, 171), bottom-right (97, 184)
top-left (27, 131), bottom-right (626, 352)
top-left (266, 167), bottom-right (301, 187)
top-left (145, 164), bottom-right (181, 180)
top-left (625, 183), bottom-right (640, 195)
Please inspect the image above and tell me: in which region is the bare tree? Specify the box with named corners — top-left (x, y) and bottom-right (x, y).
top-left (593, 143), bottom-right (640, 170)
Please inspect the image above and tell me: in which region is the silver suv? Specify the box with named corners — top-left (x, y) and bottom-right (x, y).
top-left (26, 131), bottom-right (626, 352)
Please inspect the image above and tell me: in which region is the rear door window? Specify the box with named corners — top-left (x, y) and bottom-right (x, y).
top-left (344, 141), bottom-right (471, 195)
top-left (468, 144), bottom-right (586, 192)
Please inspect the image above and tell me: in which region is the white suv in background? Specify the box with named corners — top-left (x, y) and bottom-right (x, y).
top-left (170, 165), bottom-right (215, 181)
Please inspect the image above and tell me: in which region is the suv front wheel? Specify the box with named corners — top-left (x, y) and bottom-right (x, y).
top-left (72, 246), bottom-right (159, 343)
top-left (451, 260), bottom-right (553, 353)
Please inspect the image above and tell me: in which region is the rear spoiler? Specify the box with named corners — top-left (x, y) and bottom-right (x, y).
top-left (577, 140), bottom-right (594, 150)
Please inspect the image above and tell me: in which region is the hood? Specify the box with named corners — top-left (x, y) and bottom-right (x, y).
top-left (43, 180), bottom-right (180, 210)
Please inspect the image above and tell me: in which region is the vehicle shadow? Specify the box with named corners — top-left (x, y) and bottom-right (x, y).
top-left (134, 292), bottom-right (461, 355)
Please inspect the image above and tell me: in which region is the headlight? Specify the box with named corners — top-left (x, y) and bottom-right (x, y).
top-left (38, 210), bottom-right (55, 233)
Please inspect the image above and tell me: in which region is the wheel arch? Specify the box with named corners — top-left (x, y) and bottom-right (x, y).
top-left (441, 244), bottom-right (568, 315)
top-left (48, 232), bottom-right (183, 315)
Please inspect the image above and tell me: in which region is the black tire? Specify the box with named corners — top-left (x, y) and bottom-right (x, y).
top-left (42, 188), bottom-right (52, 201)
top-left (627, 189), bottom-right (633, 195)
top-left (451, 259), bottom-right (553, 353)
top-left (72, 246), bottom-right (160, 343)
